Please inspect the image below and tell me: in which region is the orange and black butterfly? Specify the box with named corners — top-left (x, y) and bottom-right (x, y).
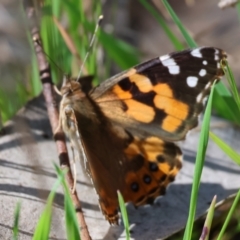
top-left (59, 47), bottom-right (226, 224)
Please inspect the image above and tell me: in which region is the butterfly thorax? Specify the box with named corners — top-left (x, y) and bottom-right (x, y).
top-left (60, 80), bottom-right (126, 137)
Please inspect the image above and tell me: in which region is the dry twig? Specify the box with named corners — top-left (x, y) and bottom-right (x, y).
top-left (23, 1), bottom-right (91, 239)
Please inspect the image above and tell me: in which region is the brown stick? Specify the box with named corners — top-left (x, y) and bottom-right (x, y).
top-left (23, 1), bottom-right (91, 239)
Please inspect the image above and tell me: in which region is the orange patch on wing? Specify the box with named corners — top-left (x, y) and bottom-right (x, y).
top-left (112, 84), bottom-right (132, 99)
top-left (153, 83), bottom-right (189, 132)
top-left (153, 83), bottom-right (173, 97)
top-left (158, 162), bottom-right (170, 174)
top-left (124, 139), bottom-right (140, 156)
top-left (124, 68), bottom-right (137, 78)
top-left (162, 115), bottom-right (182, 132)
top-left (129, 74), bottom-right (153, 93)
top-left (140, 137), bottom-right (165, 160)
top-left (144, 150), bottom-right (161, 162)
top-left (169, 166), bottom-right (179, 176)
top-left (154, 83), bottom-right (189, 119)
top-left (124, 137), bottom-right (167, 162)
top-left (125, 99), bottom-right (155, 123)
top-left (154, 95), bottom-right (189, 120)
top-left (144, 136), bottom-right (164, 145)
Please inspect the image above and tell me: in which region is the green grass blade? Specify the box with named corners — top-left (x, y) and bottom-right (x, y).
top-left (0, 88), bottom-right (13, 122)
top-left (199, 195), bottom-right (217, 240)
top-left (62, 0), bottom-right (83, 31)
top-left (237, 2), bottom-right (240, 22)
top-left (33, 169), bottom-right (63, 240)
top-left (64, 187), bottom-right (81, 240)
top-left (117, 191), bottom-right (130, 240)
top-left (162, 0), bottom-right (197, 48)
top-left (217, 189), bottom-right (240, 240)
top-left (213, 83), bottom-right (240, 124)
top-left (30, 51), bottom-right (42, 96)
top-left (183, 82), bottom-right (216, 240)
top-left (51, 0), bottom-right (61, 17)
top-left (99, 30), bottom-right (139, 69)
top-left (54, 164), bottom-right (80, 240)
top-left (221, 60), bottom-right (240, 112)
top-left (209, 132), bottom-right (240, 165)
top-left (12, 202), bottom-right (21, 240)
top-left (139, 0), bottom-right (184, 50)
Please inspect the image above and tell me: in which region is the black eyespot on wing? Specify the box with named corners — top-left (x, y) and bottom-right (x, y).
top-left (131, 182), bottom-right (139, 192)
top-left (149, 162), bottom-right (158, 172)
top-left (143, 174), bottom-right (152, 184)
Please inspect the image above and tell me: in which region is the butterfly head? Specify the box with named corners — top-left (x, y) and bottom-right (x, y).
top-left (60, 76), bottom-right (86, 99)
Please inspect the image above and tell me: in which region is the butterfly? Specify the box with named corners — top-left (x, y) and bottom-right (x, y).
top-left (59, 47), bottom-right (226, 224)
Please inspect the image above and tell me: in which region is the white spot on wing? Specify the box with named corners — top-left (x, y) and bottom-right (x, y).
top-left (191, 48), bottom-right (203, 58)
top-left (159, 54), bottom-right (170, 61)
top-left (205, 82), bottom-right (212, 90)
top-left (161, 58), bottom-right (175, 66)
top-left (215, 55), bottom-right (219, 61)
top-left (203, 96), bottom-right (208, 105)
top-left (199, 69), bottom-right (207, 77)
top-left (203, 60), bottom-right (208, 65)
top-left (159, 56), bottom-right (180, 75)
top-left (217, 62), bottom-right (220, 69)
top-left (187, 76), bottom-right (198, 87)
top-left (168, 66), bottom-right (180, 74)
top-left (196, 92), bottom-right (203, 103)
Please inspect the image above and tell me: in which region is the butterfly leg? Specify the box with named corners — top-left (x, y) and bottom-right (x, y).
top-left (61, 106), bottom-right (91, 190)
top-left (54, 106), bottom-right (63, 135)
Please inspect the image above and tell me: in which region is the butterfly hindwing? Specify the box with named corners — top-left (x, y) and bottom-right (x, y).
top-left (122, 134), bottom-right (182, 206)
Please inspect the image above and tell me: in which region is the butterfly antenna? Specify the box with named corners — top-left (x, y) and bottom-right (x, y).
top-left (76, 15), bottom-right (103, 82)
top-left (33, 37), bottom-right (68, 96)
top-left (33, 37), bottom-right (65, 76)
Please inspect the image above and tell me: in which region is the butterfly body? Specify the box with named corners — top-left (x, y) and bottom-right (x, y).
top-left (59, 47), bottom-right (226, 224)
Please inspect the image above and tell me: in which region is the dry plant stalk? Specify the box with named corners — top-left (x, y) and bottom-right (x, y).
top-left (23, 0), bottom-right (91, 239)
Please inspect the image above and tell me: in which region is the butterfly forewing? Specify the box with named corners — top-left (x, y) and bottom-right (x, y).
top-left (60, 47), bottom-right (227, 224)
top-left (95, 47), bottom-right (226, 141)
